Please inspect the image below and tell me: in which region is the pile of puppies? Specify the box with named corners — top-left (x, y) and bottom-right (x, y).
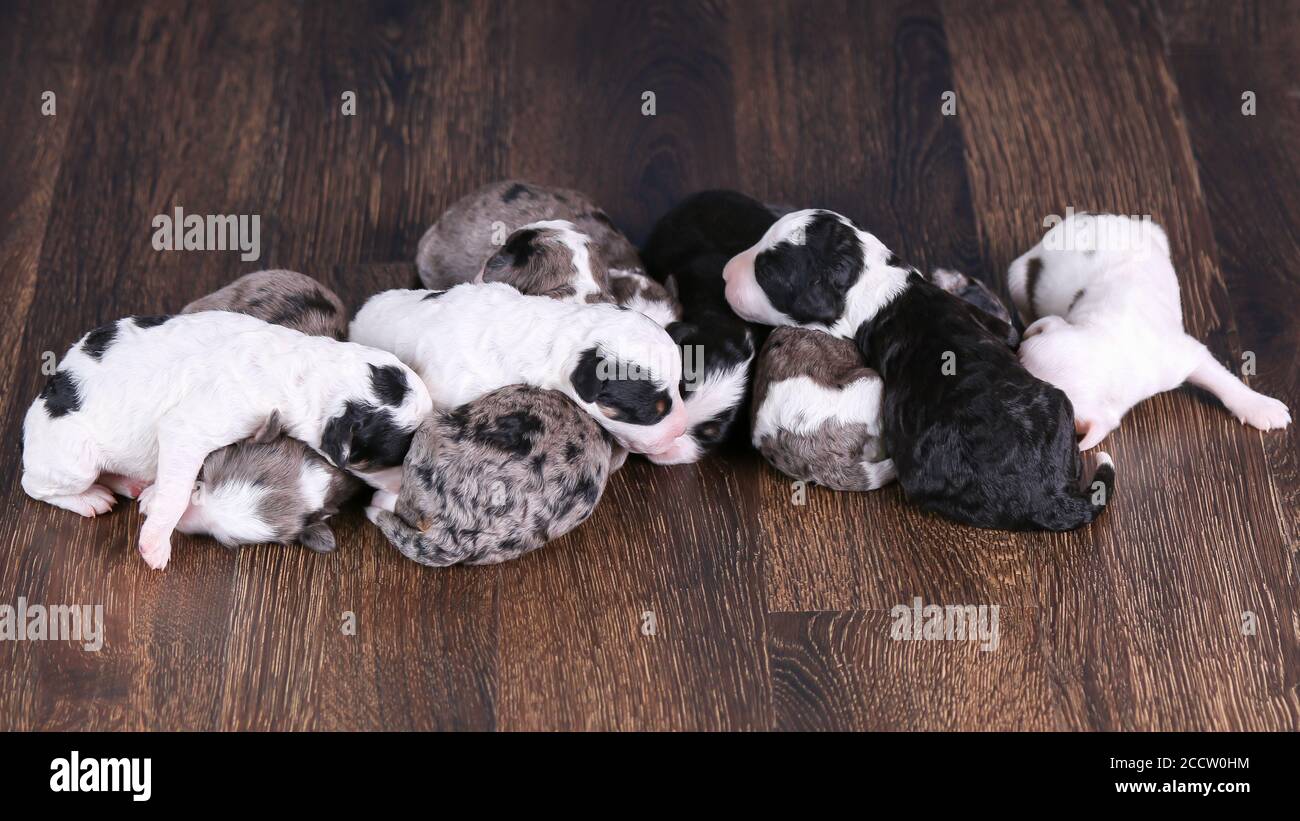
top-left (22, 183), bottom-right (1292, 569)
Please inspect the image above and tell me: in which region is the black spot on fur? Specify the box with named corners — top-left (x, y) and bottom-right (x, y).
top-left (531, 453), bottom-right (547, 475)
top-left (422, 290), bottom-right (446, 301)
top-left (321, 400), bottom-right (413, 471)
top-left (131, 314), bottom-right (173, 328)
top-left (564, 441), bottom-right (581, 463)
top-left (415, 463), bottom-right (435, 490)
top-left (569, 346), bottom-right (671, 426)
top-left (81, 322), bottom-right (118, 360)
top-left (369, 363), bottom-right (410, 407)
top-left (39, 370), bottom-right (82, 417)
top-left (1068, 288), bottom-right (1086, 312)
top-left (268, 289), bottom-right (337, 326)
top-left (753, 211), bottom-right (865, 326)
top-left (885, 253), bottom-right (903, 268)
top-left (1025, 257), bottom-right (1044, 317)
top-left (500, 228), bottom-right (539, 266)
top-left (472, 410), bottom-right (543, 458)
top-left (570, 474), bottom-right (599, 508)
top-left (502, 183), bottom-right (531, 203)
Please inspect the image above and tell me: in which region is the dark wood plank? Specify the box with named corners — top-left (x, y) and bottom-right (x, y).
top-left (769, 609), bottom-right (1061, 730)
top-left (492, 0), bottom-right (772, 730)
top-left (219, 0), bottom-right (514, 730)
top-left (0, 0), bottom-right (299, 730)
top-left (1160, 0), bottom-right (1300, 567)
top-left (730, 0), bottom-right (1039, 616)
top-left (942, 0), bottom-right (1298, 730)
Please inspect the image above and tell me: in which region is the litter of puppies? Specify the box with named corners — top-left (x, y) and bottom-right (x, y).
top-left (21, 184), bottom-right (1291, 566)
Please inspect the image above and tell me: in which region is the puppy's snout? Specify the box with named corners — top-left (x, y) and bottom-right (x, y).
top-left (647, 403), bottom-right (689, 452)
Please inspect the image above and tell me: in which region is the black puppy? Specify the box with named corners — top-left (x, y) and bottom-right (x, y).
top-left (723, 209), bottom-right (1114, 530)
top-left (641, 190), bottom-right (783, 462)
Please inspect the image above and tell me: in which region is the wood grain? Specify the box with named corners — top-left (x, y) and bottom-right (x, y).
top-left (0, 0), bottom-right (1295, 731)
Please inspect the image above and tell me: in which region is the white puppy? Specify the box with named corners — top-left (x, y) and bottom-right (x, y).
top-left (21, 312), bottom-right (432, 569)
top-left (350, 282), bottom-right (688, 455)
top-left (1008, 213), bottom-right (1290, 449)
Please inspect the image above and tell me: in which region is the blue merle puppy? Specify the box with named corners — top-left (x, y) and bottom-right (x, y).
top-left (366, 385), bottom-right (620, 566)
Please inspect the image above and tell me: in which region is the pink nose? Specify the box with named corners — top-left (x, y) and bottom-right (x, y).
top-left (642, 404), bottom-right (688, 453)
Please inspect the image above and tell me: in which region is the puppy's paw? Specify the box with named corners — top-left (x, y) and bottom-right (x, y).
top-left (859, 457), bottom-right (897, 490)
top-left (370, 489), bottom-right (398, 512)
top-left (1234, 394), bottom-right (1291, 431)
top-left (48, 485), bottom-right (118, 517)
top-left (364, 505), bottom-right (385, 526)
top-left (1023, 315), bottom-right (1068, 340)
top-left (101, 473), bottom-right (150, 500)
top-left (137, 484), bottom-right (157, 517)
top-left (138, 526), bottom-right (172, 570)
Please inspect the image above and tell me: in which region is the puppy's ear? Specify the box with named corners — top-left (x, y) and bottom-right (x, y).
top-left (298, 519), bottom-right (337, 553)
top-left (569, 346), bottom-right (604, 403)
top-left (480, 248), bottom-right (514, 282)
top-left (251, 410), bottom-right (284, 444)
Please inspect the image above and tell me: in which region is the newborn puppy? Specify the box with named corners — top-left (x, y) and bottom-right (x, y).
top-left (182, 268), bottom-right (349, 339)
top-left (175, 412), bottom-right (363, 552)
top-left (350, 282), bottom-right (687, 456)
top-left (366, 385), bottom-right (616, 566)
top-left (752, 269), bottom-right (1013, 491)
top-left (475, 219), bottom-right (680, 324)
top-left (640, 190), bottom-right (785, 464)
top-left (724, 209), bottom-right (1115, 531)
top-left (1008, 213), bottom-right (1290, 448)
top-left (416, 179), bottom-right (644, 291)
top-left (172, 269), bottom-right (362, 551)
top-left (22, 312), bottom-right (432, 568)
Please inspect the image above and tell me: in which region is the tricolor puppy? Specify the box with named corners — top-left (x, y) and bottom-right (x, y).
top-left (22, 312), bottom-right (431, 568)
top-left (751, 269), bottom-right (1014, 491)
top-left (366, 385), bottom-right (619, 566)
top-left (416, 179), bottom-right (645, 294)
top-left (640, 190), bottom-right (785, 464)
top-left (725, 209), bottom-right (1115, 531)
top-left (1009, 213), bottom-right (1290, 448)
top-left (350, 282), bottom-right (687, 455)
top-left (169, 270), bottom-right (363, 552)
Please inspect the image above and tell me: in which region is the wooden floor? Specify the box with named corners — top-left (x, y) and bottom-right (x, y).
top-left (2, 0), bottom-right (1297, 731)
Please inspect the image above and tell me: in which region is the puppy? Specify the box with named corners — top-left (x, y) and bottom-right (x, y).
top-left (22, 312), bottom-right (432, 568)
top-left (1008, 213), bottom-right (1290, 448)
top-left (416, 179), bottom-right (644, 292)
top-left (366, 385), bottom-right (617, 566)
top-left (725, 209), bottom-right (1115, 531)
top-left (171, 270), bottom-right (363, 552)
top-left (752, 269), bottom-right (1013, 491)
top-left (640, 190), bottom-right (786, 463)
top-left (350, 282), bottom-right (687, 456)
top-left (182, 268), bottom-right (349, 339)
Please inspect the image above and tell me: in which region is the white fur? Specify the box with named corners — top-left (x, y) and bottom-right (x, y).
top-left (350, 282), bottom-right (688, 454)
top-left (175, 480), bottom-right (273, 547)
top-left (1008, 214), bottom-right (1290, 448)
top-left (21, 311), bottom-right (431, 569)
top-left (752, 374), bottom-right (882, 443)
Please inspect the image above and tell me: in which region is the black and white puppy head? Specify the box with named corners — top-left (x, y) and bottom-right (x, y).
top-left (646, 318), bottom-right (755, 465)
top-left (476, 219), bottom-right (608, 303)
top-left (723, 209), bottom-right (909, 337)
top-left (320, 358), bottom-right (432, 474)
top-left (565, 308), bottom-right (687, 455)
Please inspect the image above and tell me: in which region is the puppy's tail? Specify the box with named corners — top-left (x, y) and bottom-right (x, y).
top-left (1042, 451), bottom-right (1116, 531)
top-left (370, 508), bottom-right (465, 567)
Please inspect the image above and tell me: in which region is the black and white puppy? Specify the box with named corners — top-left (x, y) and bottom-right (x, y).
top-left (724, 209), bottom-right (1115, 530)
top-left (22, 312), bottom-right (432, 568)
top-left (350, 282), bottom-right (687, 456)
top-left (640, 190), bottom-right (785, 463)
